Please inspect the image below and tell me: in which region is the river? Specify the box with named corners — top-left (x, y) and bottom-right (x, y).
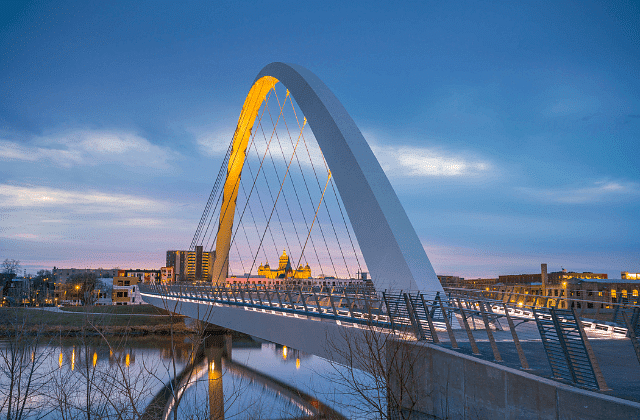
top-left (0, 333), bottom-right (376, 419)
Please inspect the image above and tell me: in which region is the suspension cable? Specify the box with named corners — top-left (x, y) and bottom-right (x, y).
top-left (202, 87), bottom-right (271, 252)
top-left (296, 171), bottom-right (331, 271)
top-left (210, 87), bottom-right (288, 283)
top-left (246, 107), bottom-right (307, 278)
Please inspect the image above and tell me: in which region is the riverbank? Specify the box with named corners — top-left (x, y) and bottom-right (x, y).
top-left (0, 306), bottom-right (190, 336)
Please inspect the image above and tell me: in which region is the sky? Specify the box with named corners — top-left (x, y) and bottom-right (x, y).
top-left (0, 0), bottom-right (639, 279)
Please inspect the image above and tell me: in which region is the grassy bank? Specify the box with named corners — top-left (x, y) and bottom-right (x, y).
top-left (59, 304), bottom-right (173, 315)
top-left (0, 306), bottom-right (188, 336)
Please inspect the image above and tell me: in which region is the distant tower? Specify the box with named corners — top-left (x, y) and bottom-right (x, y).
top-left (541, 263), bottom-right (548, 289)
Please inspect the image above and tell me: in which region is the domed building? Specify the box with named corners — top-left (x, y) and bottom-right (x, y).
top-left (258, 249), bottom-right (311, 279)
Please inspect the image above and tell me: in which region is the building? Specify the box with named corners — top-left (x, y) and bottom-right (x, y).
top-left (161, 266), bottom-right (174, 282)
top-left (484, 263), bottom-right (638, 311)
top-left (548, 269), bottom-right (607, 283)
top-left (497, 266), bottom-right (607, 286)
top-left (498, 273), bottom-right (542, 285)
top-left (112, 276), bottom-right (144, 305)
top-left (54, 282), bottom-right (84, 306)
top-left (622, 271), bottom-right (640, 280)
top-left (95, 278), bottom-right (112, 305)
top-left (166, 246), bottom-right (215, 282)
top-left (52, 268), bottom-right (118, 283)
top-left (437, 275), bottom-right (499, 288)
top-left (226, 275), bottom-right (364, 288)
top-left (257, 249), bottom-right (311, 279)
top-left (437, 275), bottom-right (464, 287)
top-left (118, 269), bottom-right (161, 283)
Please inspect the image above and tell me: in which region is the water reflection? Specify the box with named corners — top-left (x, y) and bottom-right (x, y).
top-left (1, 335), bottom-right (348, 419)
top-left (160, 334), bottom-right (344, 420)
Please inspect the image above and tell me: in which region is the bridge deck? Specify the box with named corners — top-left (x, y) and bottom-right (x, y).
top-left (141, 283), bottom-right (640, 401)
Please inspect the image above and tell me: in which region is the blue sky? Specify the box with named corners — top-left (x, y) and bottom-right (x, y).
top-left (1, 0), bottom-right (638, 278)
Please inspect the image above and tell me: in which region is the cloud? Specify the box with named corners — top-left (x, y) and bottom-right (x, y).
top-left (370, 143), bottom-right (491, 177)
top-left (0, 129), bottom-right (175, 169)
top-left (196, 127), bottom-right (325, 170)
top-left (0, 184), bottom-right (167, 213)
top-left (195, 125), bottom-right (491, 178)
top-left (518, 180), bottom-right (639, 204)
top-left (0, 141), bottom-right (40, 161)
top-left (196, 130), bottom-right (233, 157)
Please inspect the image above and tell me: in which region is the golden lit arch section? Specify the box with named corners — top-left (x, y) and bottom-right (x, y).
top-left (212, 76), bottom-right (278, 284)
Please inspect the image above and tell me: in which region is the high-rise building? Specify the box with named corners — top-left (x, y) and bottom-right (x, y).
top-left (166, 246), bottom-right (215, 281)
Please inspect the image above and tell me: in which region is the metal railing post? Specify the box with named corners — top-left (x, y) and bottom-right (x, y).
top-left (456, 298), bottom-right (480, 355)
top-left (571, 307), bottom-right (609, 391)
top-left (503, 303), bottom-right (530, 370)
top-left (478, 300), bottom-right (502, 362)
top-left (621, 310), bottom-right (640, 367)
top-left (437, 294), bottom-right (458, 349)
top-left (403, 293), bottom-right (423, 340)
top-left (420, 294), bottom-right (440, 344)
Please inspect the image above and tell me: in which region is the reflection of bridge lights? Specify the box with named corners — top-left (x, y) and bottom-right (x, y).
top-left (296, 358), bottom-right (300, 369)
top-left (71, 348), bottom-right (75, 371)
top-left (282, 346), bottom-right (288, 360)
top-left (93, 352), bottom-right (98, 367)
top-left (209, 361), bottom-right (215, 371)
top-left (125, 353), bottom-right (130, 367)
top-left (58, 352), bottom-right (63, 368)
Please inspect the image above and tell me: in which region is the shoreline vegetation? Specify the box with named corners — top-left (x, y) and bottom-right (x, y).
top-left (0, 304), bottom-right (190, 336)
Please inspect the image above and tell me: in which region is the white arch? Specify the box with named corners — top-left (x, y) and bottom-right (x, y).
top-left (212, 62), bottom-right (442, 292)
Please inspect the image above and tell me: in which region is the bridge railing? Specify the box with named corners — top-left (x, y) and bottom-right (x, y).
top-left (140, 282), bottom-right (640, 394)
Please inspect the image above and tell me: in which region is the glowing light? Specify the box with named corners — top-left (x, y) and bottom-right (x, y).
top-left (282, 346), bottom-right (288, 360)
top-left (296, 358), bottom-right (300, 369)
top-left (71, 348), bottom-right (75, 371)
top-left (562, 282), bottom-right (567, 288)
top-left (209, 361), bottom-right (215, 371)
top-left (517, 302), bottom-right (523, 307)
top-left (125, 353), bottom-right (130, 367)
top-left (75, 285), bottom-right (80, 290)
top-left (93, 352), bottom-right (98, 367)
top-left (58, 352), bottom-right (63, 368)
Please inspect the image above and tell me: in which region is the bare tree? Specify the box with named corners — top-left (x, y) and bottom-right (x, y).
top-left (0, 309), bottom-right (49, 420)
top-left (324, 322), bottom-right (428, 420)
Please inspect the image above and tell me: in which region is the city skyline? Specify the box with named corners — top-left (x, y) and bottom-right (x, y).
top-left (1, 0), bottom-right (639, 278)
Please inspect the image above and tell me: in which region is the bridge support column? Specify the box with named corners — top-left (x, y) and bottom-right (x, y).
top-left (205, 335), bottom-right (226, 420)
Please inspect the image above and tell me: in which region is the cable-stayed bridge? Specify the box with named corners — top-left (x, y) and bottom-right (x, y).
top-left (143, 63), bottom-right (640, 419)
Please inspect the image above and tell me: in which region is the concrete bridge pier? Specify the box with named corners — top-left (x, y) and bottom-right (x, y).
top-left (203, 333), bottom-right (232, 420)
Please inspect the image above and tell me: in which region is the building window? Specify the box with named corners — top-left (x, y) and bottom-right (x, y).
top-left (633, 290), bottom-right (639, 297)
top-left (117, 292), bottom-right (123, 298)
